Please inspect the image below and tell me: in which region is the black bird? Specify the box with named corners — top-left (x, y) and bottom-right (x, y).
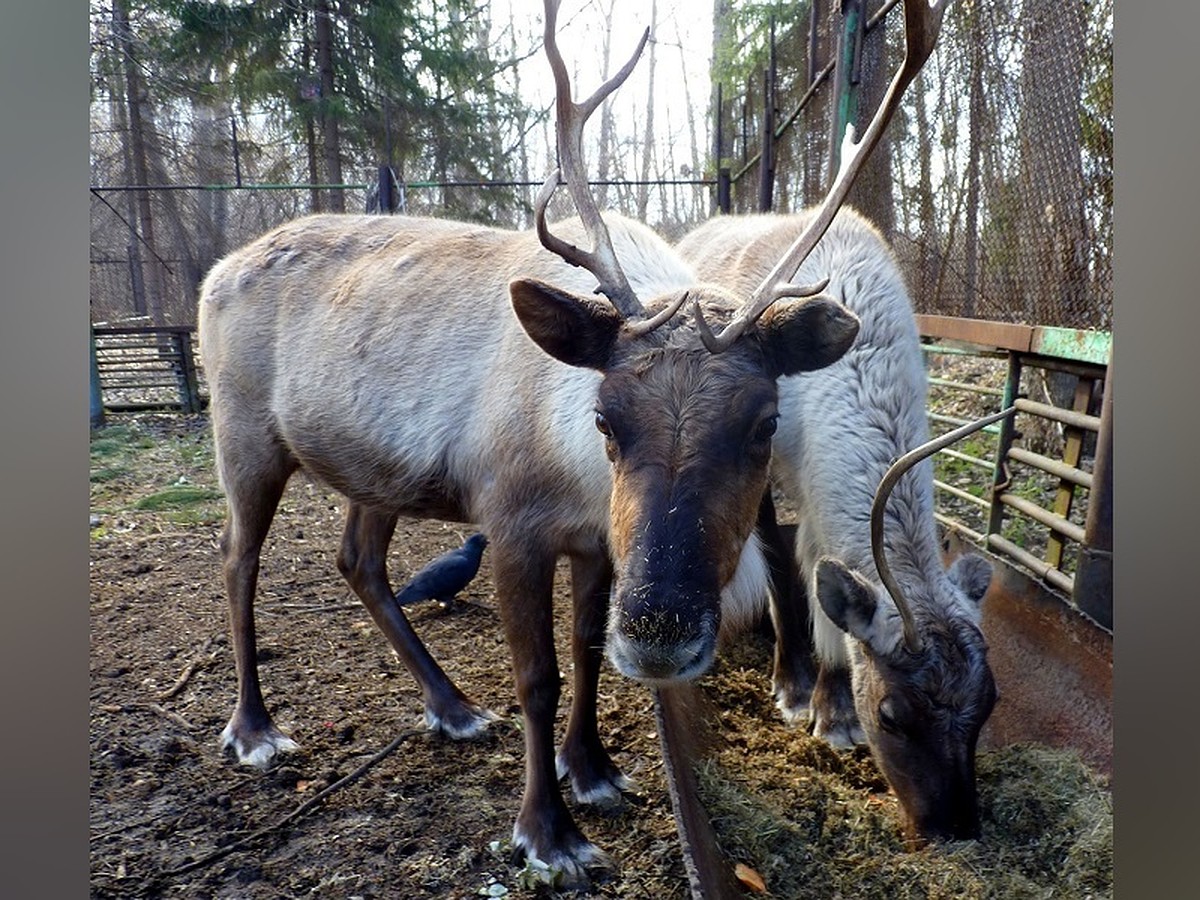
top-left (394, 533), bottom-right (488, 609)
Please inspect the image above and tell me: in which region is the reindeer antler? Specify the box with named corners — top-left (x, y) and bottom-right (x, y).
top-left (871, 405), bottom-right (1017, 654)
top-left (535, 0), bottom-right (650, 321)
top-left (696, 0), bottom-right (949, 353)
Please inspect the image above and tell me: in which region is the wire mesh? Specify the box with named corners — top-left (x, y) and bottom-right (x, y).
top-left (89, 0), bottom-right (1111, 333)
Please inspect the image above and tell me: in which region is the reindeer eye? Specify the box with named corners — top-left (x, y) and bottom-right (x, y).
top-left (878, 697), bottom-right (904, 735)
top-left (754, 414), bottom-right (779, 443)
top-left (594, 411), bottom-right (613, 438)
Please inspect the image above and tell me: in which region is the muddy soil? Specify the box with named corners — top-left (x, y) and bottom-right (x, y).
top-left (89, 414), bottom-right (1110, 900)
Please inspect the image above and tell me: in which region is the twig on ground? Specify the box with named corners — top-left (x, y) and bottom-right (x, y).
top-left (260, 601), bottom-right (360, 613)
top-left (162, 728), bottom-right (424, 878)
top-left (158, 638), bottom-right (219, 700)
top-left (145, 703), bottom-right (196, 731)
top-left (95, 701), bottom-right (197, 732)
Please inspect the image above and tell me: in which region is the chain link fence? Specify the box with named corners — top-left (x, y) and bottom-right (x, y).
top-left (90, 0), bottom-right (1111, 333)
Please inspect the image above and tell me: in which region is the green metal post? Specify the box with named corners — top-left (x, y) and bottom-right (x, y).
top-left (828, 0), bottom-right (864, 176)
top-left (90, 325), bottom-right (106, 429)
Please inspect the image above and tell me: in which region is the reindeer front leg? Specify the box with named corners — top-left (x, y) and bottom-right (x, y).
top-left (557, 551), bottom-right (632, 805)
top-left (491, 540), bottom-right (607, 887)
top-left (757, 490), bottom-right (819, 724)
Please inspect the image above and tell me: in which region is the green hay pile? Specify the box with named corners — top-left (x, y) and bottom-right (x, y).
top-left (695, 646), bottom-right (1111, 899)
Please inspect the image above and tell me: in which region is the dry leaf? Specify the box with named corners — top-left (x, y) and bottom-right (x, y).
top-left (734, 862), bottom-right (767, 893)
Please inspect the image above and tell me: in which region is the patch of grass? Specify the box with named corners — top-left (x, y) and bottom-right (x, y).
top-left (90, 415), bottom-right (223, 525)
top-left (134, 485), bottom-right (224, 511)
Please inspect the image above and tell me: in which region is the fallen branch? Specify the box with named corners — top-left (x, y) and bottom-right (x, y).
top-left (163, 728), bottom-right (423, 878)
top-left (146, 703), bottom-right (196, 731)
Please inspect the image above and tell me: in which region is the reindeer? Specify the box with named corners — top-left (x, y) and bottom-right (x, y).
top-left (676, 17), bottom-right (999, 839)
top-left (198, 0), bottom-right (940, 882)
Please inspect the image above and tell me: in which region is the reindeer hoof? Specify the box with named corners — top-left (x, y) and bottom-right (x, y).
top-left (511, 824), bottom-right (611, 889)
top-left (813, 714), bottom-right (865, 749)
top-left (220, 718), bottom-right (300, 769)
top-left (424, 701), bottom-right (498, 740)
top-left (555, 750), bottom-right (634, 808)
top-left (775, 693), bottom-right (815, 729)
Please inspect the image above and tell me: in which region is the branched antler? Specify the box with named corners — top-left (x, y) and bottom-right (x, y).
top-left (696, 0), bottom-right (949, 352)
top-left (535, 0), bottom-right (650, 321)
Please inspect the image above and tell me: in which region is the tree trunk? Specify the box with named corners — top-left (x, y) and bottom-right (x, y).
top-left (112, 0), bottom-right (164, 325)
top-left (802, 2), bottom-right (828, 207)
top-left (314, 0), bottom-right (344, 212)
top-left (596, 0), bottom-right (618, 210)
top-left (108, 50), bottom-right (145, 317)
top-left (302, 10), bottom-right (322, 213)
top-left (846, 0), bottom-right (896, 239)
top-left (710, 0), bottom-right (735, 213)
top-left (636, 0), bottom-right (659, 221)
top-left (962, 1), bottom-right (984, 318)
top-left (914, 72), bottom-right (936, 305)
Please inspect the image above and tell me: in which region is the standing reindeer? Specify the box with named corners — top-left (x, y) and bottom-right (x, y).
top-left (198, 0), bottom-right (941, 882)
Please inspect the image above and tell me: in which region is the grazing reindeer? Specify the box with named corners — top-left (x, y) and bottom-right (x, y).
top-left (198, 0), bottom-right (940, 881)
top-left (675, 0), bottom-right (999, 840)
top-left (680, 207), bottom-right (999, 844)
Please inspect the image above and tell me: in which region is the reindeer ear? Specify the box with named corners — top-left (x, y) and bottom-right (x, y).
top-left (510, 278), bottom-right (623, 370)
top-left (947, 553), bottom-right (993, 606)
top-left (815, 557), bottom-right (905, 658)
top-left (757, 296), bottom-right (860, 378)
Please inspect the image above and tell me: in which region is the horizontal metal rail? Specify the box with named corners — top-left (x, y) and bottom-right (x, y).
top-left (987, 534), bottom-right (1075, 595)
top-left (996, 493), bottom-right (1087, 544)
top-left (928, 411), bottom-right (1004, 435)
top-left (922, 343), bottom-right (1010, 360)
top-left (927, 376), bottom-right (1006, 397)
top-left (1006, 446), bottom-right (1094, 489)
top-left (1013, 398), bottom-right (1101, 432)
top-left (934, 512), bottom-right (984, 544)
top-left (933, 479), bottom-right (991, 510)
top-left (938, 446), bottom-right (995, 471)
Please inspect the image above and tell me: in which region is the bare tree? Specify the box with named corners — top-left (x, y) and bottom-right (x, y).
top-left (111, 0), bottom-right (165, 325)
top-left (1018, 0), bottom-right (1087, 325)
top-left (636, 0), bottom-right (659, 221)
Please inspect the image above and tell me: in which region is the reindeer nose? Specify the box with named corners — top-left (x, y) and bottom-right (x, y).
top-left (607, 630), bottom-right (714, 683)
top-left (913, 795), bottom-right (981, 844)
top-left (607, 603), bottom-right (716, 683)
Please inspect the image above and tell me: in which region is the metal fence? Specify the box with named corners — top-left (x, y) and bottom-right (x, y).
top-left (89, 1), bottom-right (1111, 335)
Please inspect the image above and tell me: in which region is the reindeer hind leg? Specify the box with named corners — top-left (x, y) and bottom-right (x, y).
top-left (336, 502), bottom-right (496, 738)
top-left (215, 429), bottom-right (300, 768)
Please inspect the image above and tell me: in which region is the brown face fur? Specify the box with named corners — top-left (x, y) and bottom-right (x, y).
top-left (599, 341), bottom-right (779, 681)
top-left (511, 279), bottom-right (860, 684)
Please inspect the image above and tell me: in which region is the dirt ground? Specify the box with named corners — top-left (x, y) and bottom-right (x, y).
top-left (90, 413), bottom-right (1111, 900)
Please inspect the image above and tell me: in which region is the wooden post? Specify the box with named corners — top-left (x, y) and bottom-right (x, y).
top-left (176, 328), bottom-right (203, 414)
top-left (987, 353), bottom-right (1023, 539)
